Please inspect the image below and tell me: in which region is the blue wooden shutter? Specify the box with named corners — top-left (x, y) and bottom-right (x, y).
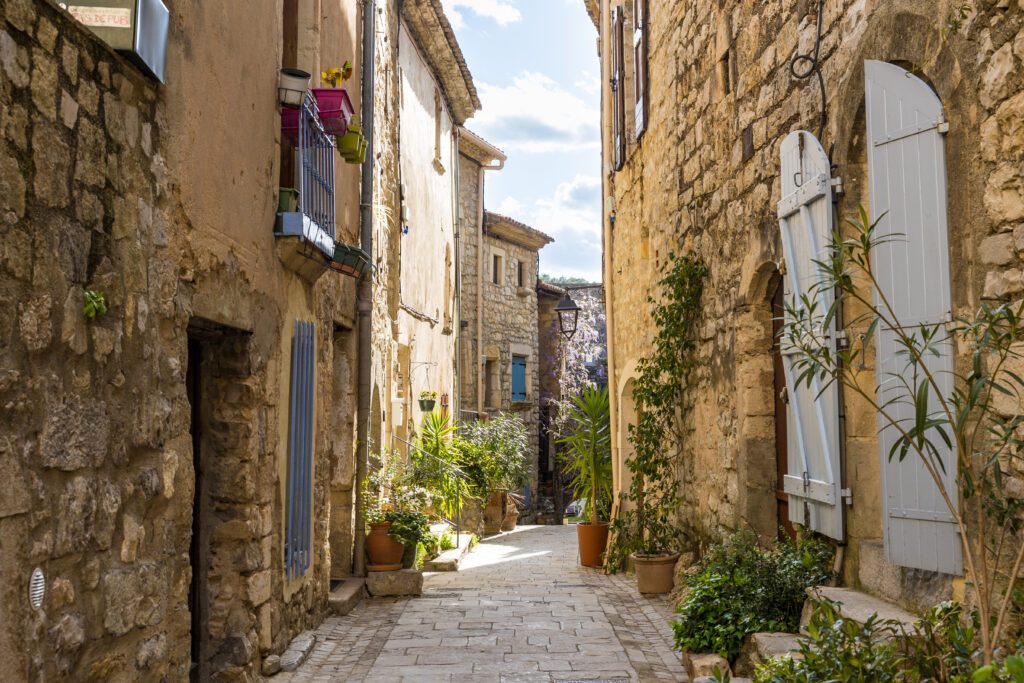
top-left (286, 320), bottom-right (316, 578)
top-left (866, 60), bottom-right (961, 575)
top-left (777, 130), bottom-right (844, 541)
top-left (511, 356), bottom-right (527, 402)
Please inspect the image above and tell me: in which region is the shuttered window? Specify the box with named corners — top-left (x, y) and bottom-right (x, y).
top-left (866, 60), bottom-right (961, 575)
top-left (286, 320), bottom-right (315, 578)
top-left (776, 130), bottom-right (844, 541)
top-left (511, 355), bottom-right (527, 402)
top-left (612, 6), bottom-right (626, 171)
top-left (632, 0), bottom-right (648, 139)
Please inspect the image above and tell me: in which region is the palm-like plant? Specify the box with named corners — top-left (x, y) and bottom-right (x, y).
top-left (559, 386), bottom-right (612, 524)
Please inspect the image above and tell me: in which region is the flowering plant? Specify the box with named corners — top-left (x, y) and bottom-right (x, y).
top-left (321, 61), bottom-right (353, 87)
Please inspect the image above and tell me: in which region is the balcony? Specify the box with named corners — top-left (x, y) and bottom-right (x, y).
top-left (275, 92), bottom-right (370, 283)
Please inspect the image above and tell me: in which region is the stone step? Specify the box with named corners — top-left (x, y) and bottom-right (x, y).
top-left (683, 652), bottom-right (730, 680)
top-left (366, 568), bottom-right (423, 597)
top-left (801, 586), bottom-right (919, 633)
top-left (423, 529), bottom-right (474, 571)
top-left (328, 578), bottom-right (365, 616)
top-left (733, 632), bottom-right (805, 676)
top-left (278, 630), bottom-right (316, 673)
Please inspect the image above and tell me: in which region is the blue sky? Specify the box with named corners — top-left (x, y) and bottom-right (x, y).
top-left (442, 0), bottom-right (602, 281)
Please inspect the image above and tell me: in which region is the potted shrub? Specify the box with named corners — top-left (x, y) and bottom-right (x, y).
top-left (418, 390), bottom-right (437, 412)
top-left (459, 414), bottom-right (529, 535)
top-left (501, 492), bottom-right (521, 531)
top-left (559, 387), bottom-right (612, 567)
top-left (313, 63), bottom-right (356, 136)
top-left (363, 450), bottom-right (431, 571)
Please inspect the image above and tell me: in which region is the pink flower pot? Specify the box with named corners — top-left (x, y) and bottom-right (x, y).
top-left (312, 88), bottom-right (355, 136)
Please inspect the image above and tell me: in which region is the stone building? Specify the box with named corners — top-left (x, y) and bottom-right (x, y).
top-left (0, 0), bottom-right (485, 680)
top-left (457, 132), bottom-right (554, 503)
top-left (587, 0), bottom-right (1024, 612)
top-left (537, 281), bottom-right (568, 498)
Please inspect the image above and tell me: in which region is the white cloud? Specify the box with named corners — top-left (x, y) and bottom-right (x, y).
top-left (574, 70), bottom-right (600, 95)
top-left (497, 175), bottom-right (603, 280)
top-left (441, 0), bottom-right (521, 29)
top-left (472, 72), bottom-right (600, 154)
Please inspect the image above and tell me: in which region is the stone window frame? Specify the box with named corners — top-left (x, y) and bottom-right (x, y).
top-left (490, 246), bottom-right (507, 286)
top-left (484, 351), bottom-right (501, 410)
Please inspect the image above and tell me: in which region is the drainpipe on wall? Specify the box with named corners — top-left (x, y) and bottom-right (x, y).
top-left (354, 0), bottom-right (377, 578)
top-left (599, 0), bottom-right (621, 516)
top-left (454, 128), bottom-right (461, 421)
top-left (476, 158), bottom-right (504, 417)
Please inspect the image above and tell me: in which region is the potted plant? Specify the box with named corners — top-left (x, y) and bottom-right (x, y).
top-left (559, 387), bottom-right (612, 567)
top-left (313, 62), bottom-right (356, 136)
top-left (278, 187), bottom-right (299, 213)
top-left (501, 492), bottom-right (522, 531)
top-left (337, 115), bottom-right (368, 165)
top-left (418, 390), bottom-right (437, 412)
top-left (458, 413), bottom-right (529, 535)
top-left (363, 450), bottom-right (432, 571)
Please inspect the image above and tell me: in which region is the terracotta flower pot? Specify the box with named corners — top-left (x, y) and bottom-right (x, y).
top-left (366, 522), bottom-right (404, 571)
top-left (501, 505), bottom-right (519, 532)
top-left (576, 522), bottom-right (609, 567)
top-left (483, 491), bottom-right (505, 535)
top-left (632, 552), bottom-right (680, 594)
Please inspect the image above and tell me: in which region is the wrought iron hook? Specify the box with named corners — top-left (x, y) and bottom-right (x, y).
top-left (790, 0), bottom-right (828, 142)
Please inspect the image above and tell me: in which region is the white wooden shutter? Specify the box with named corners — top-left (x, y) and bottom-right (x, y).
top-left (632, 0), bottom-right (648, 139)
top-left (612, 7), bottom-right (625, 170)
top-left (777, 130), bottom-right (844, 541)
top-left (866, 60), bottom-right (962, 575)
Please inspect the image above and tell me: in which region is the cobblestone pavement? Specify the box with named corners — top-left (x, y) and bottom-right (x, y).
top-left (278, 525), bottom-right (687, 682)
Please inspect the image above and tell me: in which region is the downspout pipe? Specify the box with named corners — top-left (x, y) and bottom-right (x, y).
top-left (354, 0), bottom-right (377, 577)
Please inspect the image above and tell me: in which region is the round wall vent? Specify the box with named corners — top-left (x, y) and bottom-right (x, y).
top-left (29, 568), bottom-right (45, 610)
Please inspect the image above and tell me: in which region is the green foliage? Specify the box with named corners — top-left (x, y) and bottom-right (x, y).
top-left (419, 390), bottom-right (437, 401)
top-left (973, 656), bottom-right (1024, 682)
top-left (783, 206), bottom-right (1024, 659)
top-left (83, 289), bottom-right (107, 321)
top-left (944, 2), bottom-right (972, 36)
top-left (384, 509), bottom-right (431, 551)
top-left (672, 532), bottom-right (833, 660)
top-left (412, 412), bottom-right (465, 521)
top-left (558, 386), bottom-right (612, 524)
top-left (459, 413), bottom-right (530, 491)
top-left (754, 599), bottom-right (904, 683)
top-left (439, 530), bottom-right (456, 551)
top-left (902, 601), bottom-right (980, 682)
top-left (607, 253), bottom-right (707, 569)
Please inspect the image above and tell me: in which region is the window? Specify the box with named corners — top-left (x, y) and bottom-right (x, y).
top-left (511, 355), bottom-right (527, 402)
top-left (633, 0), bottom-right (648, 139)
top-left (484, 359), bottom-right (499, 408)
top-left (612, 6), bottom-right (626, 170)
top-left (492, 253), bottom-right (503, 285)
top-left (517, 260), bottom-right (525, 288)
top-left (719, 50), bottom-right (732, 96)
top-left (286, 320), bottom-right (315, 578)
top-left (433, 90), bottom-right (445, 173)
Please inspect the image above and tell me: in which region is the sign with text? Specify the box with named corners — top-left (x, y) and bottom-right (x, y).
top-left (66, 6), bottom-right (132, 28)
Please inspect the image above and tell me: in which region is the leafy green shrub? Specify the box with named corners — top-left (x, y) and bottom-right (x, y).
top-left (973, 656), bottom-right (1024, 682)
top-left (83, 289), bottom-right (107, 320)
top-left (460, 413), bottom-right (529, 491)
top-left (439, 530), bottom-right (456, 551)
top-left (901, 601), bottom-right (980, 682)
top-left (672, 532), bottom-right (833, 660)
top-left (753, 599), bottom-right (904, 683)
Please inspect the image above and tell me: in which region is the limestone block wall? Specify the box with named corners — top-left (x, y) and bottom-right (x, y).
top-left (602, 0), bottom-right (1024, 610)
top-left (459, 153), bottom-right (482, 415)
top-left (0, 0), bottom-right (362, 679)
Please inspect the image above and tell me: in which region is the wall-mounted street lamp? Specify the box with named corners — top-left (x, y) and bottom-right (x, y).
top-left (554, 293), bottom-right (581, 341)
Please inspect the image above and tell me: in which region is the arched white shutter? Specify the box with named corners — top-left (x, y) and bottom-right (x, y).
top-left (777, 130), bottom-right (844, 541)
top-left (866, 60), bottom-right (962, 575)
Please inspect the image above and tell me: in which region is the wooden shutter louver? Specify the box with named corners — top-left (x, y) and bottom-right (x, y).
top-left (612, 6), bottom-right (626, 170)
top-left (777, 130), bottom-right (844, 541)
top-left (865, 60), bottom-right (962, 575)
top-left (633, 0), bottom-right (648, 139)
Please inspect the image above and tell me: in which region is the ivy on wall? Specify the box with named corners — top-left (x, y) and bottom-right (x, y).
top-left (606, 252), bottom-right (708, 569)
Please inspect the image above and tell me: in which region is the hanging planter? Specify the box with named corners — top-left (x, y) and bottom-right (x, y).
top-left (278, 68), bottom-right (311, 107)
top-left (418, 390), bottom-right (437, 413)
top-left (311, 88), bottom-right (355, 136)
top-left (337, 116), bottom-right (367, 164)
top-left (330, 242), bottom-right (372, 279)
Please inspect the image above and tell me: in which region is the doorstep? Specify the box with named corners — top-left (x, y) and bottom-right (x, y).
top-left (802, 586), bottom-right (919, 633)
top-left (328, 577), bottom-right (365, 616)
top-left (423, 530), bottom-right (474, 571)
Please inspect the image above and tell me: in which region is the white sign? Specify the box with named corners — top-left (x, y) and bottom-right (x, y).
top-left (67, 6), bottom-right (132, 28)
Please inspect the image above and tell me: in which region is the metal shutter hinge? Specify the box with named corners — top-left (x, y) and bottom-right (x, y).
top-left (841, 488), bottom-right (853, 506)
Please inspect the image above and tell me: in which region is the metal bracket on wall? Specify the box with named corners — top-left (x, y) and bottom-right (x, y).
top-left (841, 488), bottom-right (853, 506)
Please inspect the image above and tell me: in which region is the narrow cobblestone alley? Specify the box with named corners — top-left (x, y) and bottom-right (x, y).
top-left (279, 526), bottom-right (686, 682)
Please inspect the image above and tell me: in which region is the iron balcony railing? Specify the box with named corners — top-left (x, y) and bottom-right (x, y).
top-left (296, 93), bottom-right (336, 242)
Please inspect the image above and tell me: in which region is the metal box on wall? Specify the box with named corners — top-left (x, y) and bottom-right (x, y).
top-left (61, 0), bottom-right (169, 82)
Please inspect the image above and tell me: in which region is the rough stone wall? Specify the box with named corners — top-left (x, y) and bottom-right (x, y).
top-left (602, 0), bottom-right (1024, 610)
top-left (0, 0), bottom-right (362, 679)
top-left (458, 153), bottom-right (482, 416)
top-left (482, 233), bottom-right (542, 497)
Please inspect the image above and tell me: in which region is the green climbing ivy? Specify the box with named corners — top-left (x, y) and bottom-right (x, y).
top-left (605, 252), bottom-right (707, 571)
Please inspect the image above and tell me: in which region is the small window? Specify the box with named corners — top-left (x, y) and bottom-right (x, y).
top-left (633, 0), bottom-right (648, 139)
top-left (719, 49), bottom-right (733, 97)
top-left (511, 355), bottom-right (527, 402)
top-left (492, 254), bottom-right (503, 285)
top-left (612, 7), bottom-right (626, 170)
top-left (517, 261), bottom-right (525, 288)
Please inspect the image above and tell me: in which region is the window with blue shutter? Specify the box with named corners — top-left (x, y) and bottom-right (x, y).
top-left (286, 320), bottom-right (315, 578)
top-left (511, 355), bottom-right (527, 402)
